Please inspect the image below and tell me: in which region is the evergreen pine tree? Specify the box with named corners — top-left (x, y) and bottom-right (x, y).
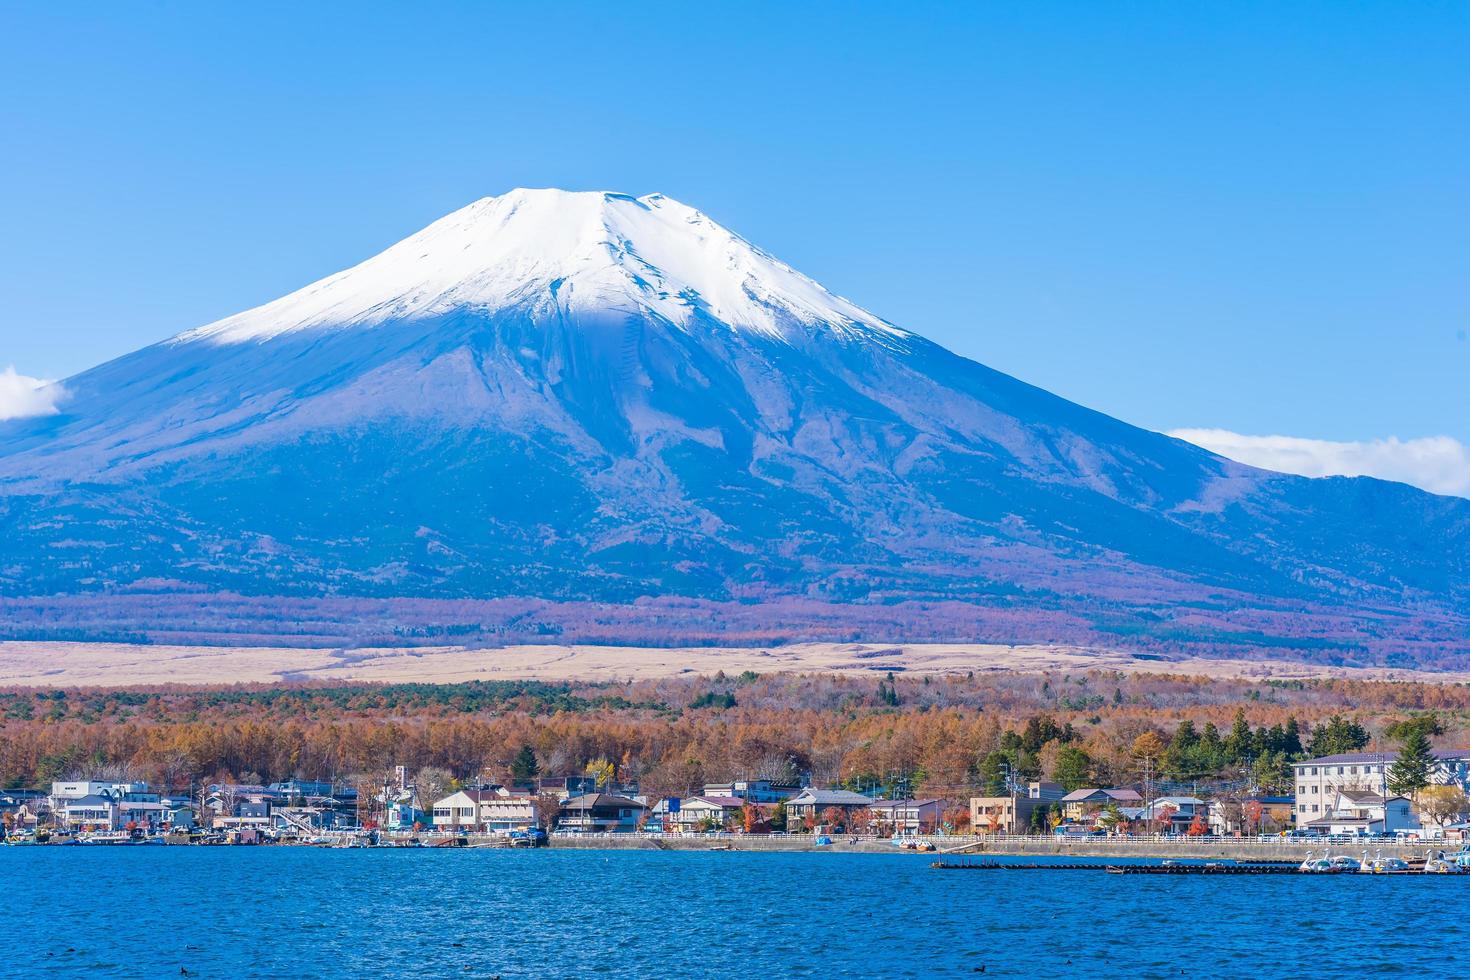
top-left (1200, 722), bottom-right (1222, 751)
top-left (1308, 715), bottom-right (1370, 757)
top-left (1171, 720), bottom-right (1198, 750)
top-left (1387, 727), bottom-right (1436, 798)
top-left (1224, 709), bottom-right (1254, 763)
top-left (978, 751), bottom-right (1010, 796)
top-left (510, 744), bottom-right (540, 784)
top-left (1283, 717), bottom-right (1304, 757)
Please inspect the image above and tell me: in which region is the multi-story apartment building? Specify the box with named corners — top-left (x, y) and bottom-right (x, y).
top-left (1291, 751), bottom-right (1470, 828)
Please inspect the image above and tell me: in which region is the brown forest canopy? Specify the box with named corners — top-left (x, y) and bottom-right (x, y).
top-left (3, 670), bottom-right (1467, 800)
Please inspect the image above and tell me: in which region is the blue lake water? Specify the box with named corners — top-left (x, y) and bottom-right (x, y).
top-left (4, 848), bottom-right (1461, 978)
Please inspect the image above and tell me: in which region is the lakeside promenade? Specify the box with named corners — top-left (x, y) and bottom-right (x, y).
top-left (12, 830), bottom-right (1459, 865)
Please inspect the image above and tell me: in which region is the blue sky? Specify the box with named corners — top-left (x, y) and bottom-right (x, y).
top-left (1, 3), bottom-right (1466, 479)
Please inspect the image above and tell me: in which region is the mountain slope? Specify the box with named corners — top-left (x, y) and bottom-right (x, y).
top-left (2, 189), bottom-right (1466, 664)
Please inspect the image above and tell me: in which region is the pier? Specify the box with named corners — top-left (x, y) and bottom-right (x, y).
top-left (932, 859), bottom-right (1300, 874)
top-left (930, 859), bottom-right (1455, 875)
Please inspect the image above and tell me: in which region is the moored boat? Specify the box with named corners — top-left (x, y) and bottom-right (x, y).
top-left (1299, 851), bottom-right (1333, 873)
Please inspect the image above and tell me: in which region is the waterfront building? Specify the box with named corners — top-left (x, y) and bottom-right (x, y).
top-left (165, 804), bottom-right (197, 831)
top-left (49, 781), bottom-right (158, 814)
top-left (1141, 796), bottom-right (1206, 833)
top-left (1206, 795), bottom-right (1295, 835)
top-left (1027, 781), bottom-right (1067, 801)
top-left (970, 781), bottom-right (1068, 834)
top-left (0, 789), bottom-right (46, 827)
top-left (117, 801), bottom-right (169, 833)
top-left (205, 784), bottom-right (282, 828)
top-left (480, 794), bottom-right (537, 833)
top-left (428, 788), bottom-right (538, 833)
top-left (385, 800), bottom-right (428, 831)
top-left (970, 796), bottom-right (1039, 833)
top-left (868, 798), bottom-right (944, 835)
top-left (61, 795), bottom-right (120, 831)
top-left (1302, 789), bottom-right (1420, 837)
top-left (431, 789), bottom-right (497, 831)
top-left (269, 780), bottom-right (347, 801)
top-left (58, 794), bottom-right (168, 833)
top-left (660, 795), bottom-right (746, 832)
top-left (557, 793), bottom-right (647, 833)
top-left (1059, 788), bottom-right (1143, 822)
top-left (784, 789), bottom-right (875, 830)
top-left (1290, 751), bottom-right (1470, 829)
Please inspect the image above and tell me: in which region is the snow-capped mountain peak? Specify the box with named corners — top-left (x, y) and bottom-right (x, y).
top-left (5, 186), bottom-right (1468, 666)
top-left (177, 188), bottom-right (901, 346)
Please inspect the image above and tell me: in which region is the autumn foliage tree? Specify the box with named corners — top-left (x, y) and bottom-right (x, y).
top-left (7, 670), bottom-right (1470, 832)
top-left (1243, 799), bottom-right (1263, 835)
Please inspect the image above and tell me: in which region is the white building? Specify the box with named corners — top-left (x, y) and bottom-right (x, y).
top-left (429, 789), bottom-right (537, 833)
top-left (480, 795), bottom-right (537, 833)
top-left (61, 795), bottom-right (120, 830)
top-left (663, 795), bottom-right (745, 832)
top-left (49, 781), bottom-right (158, 811)
top-left (1303, 789), bottom-right (1420, 836)
top-left (1291, 751), bottom-right (1470, 829)
top-left (432, 789), bottom-right (493, 831)
top-left (868, 798), bottom-right (944, 834)
top-left (1141, 796), bottom-right (1207, 833)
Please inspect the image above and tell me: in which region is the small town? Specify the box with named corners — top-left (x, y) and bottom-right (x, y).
top-left (7, 742), bottom-right (1470, 873)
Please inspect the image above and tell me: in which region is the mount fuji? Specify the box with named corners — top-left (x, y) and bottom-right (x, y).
top-left (2, 189), bottom-right (1467, 664)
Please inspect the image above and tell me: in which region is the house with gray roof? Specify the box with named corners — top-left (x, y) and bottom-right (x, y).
top-left (785, 788), bottom-right (874, 831)
top-left (1060, 788), bottom-right (1143, 822)
top-left (556, 793), bottom-right (647, 834)
top-left (1303, 789), bottom-right (1419, 837)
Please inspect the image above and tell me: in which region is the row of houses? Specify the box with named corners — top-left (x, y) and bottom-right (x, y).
top-left (35, 781), bottom-right (193, 834)
top-left (0, 780), bottom-right (362, 837)
top-left (967, 764), bottom-right (1469, 839)
top-left (11, 749), bottom-right (1470, 840)
top-left (425, 783), bottom-right (949, 835)
top-left (205, 781), bottom-right (360, 837)
top-left (969, 782), bottom-right (1319, 836)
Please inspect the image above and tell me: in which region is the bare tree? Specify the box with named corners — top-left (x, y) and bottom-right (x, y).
top-left (414, 767), bottom-right (453, 813)
top-left (1418, 785), bottom-right (1470, 831)
top-left (534, 793), bottom-right (562, 831)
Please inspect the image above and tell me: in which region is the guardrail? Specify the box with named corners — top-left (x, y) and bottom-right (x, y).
top-left (372, 829), bottom-right (1454, 848)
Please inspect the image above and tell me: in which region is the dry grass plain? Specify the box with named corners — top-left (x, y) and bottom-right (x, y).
top-left (2, 640), bottom-right (1467, 688)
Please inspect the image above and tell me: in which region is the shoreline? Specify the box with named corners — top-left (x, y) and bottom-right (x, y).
top-left (544, 835), bottom-right (1446, 862)
top-left (12, 833), bottom-right (1453, 864)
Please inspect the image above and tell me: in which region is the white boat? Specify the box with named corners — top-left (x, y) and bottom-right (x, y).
top-left (1298, 850), bottom-right (1334, 873)
top-left (1327, 854), bottom-right (1362, 873)
top-left (1425, 851), bottom-right (1463, 874)
top-left (1363, 849), bottom-right (1409, 873)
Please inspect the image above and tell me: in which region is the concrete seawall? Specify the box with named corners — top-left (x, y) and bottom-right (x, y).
top-left (545, 835), bottom-right (1451, 862)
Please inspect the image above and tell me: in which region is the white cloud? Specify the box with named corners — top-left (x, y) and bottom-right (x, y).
top-left (0, 366), bottom-right (67, 421)
top-left (1170, 428), bottom-right (1470, 499)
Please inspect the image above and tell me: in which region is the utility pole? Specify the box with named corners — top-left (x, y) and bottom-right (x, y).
top-left (1141, 755), bottom-right (1154, 834)
top-left (1000, 761), bottom-right (1015, 835)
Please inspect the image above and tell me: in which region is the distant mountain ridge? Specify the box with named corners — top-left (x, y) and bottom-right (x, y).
top-left (2, 189), bottom-right (1466, 666)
